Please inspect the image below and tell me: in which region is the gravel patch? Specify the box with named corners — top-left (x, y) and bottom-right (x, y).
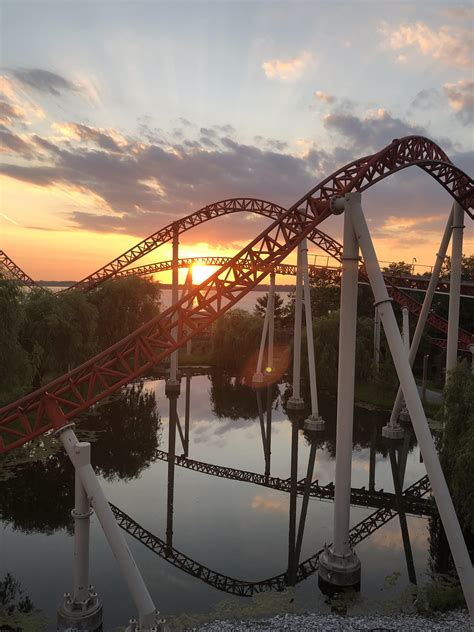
top-left (192, 610), bottom-right (471, 631)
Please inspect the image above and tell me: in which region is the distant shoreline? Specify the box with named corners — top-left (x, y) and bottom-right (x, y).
top-left (37, 281), bottom-right (294, 291)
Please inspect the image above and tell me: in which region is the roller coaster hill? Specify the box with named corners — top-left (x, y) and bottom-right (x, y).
top-left (0, 136), bottom-right (473, 631)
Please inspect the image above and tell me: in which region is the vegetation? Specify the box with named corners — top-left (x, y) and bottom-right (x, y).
top-left (0, 573), bottom-right (46, 631)
top-left (0, 275), bottom-right (161, 404)
top-left (209, 308), bottom-right (262, 375)
top-left (440, 362), bottom-right (474, 534)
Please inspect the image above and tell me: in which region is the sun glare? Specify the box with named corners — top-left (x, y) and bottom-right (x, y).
top-left (191, 264), bottom-right (216, 285)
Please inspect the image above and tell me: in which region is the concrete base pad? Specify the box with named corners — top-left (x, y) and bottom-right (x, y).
top-left (382, 424), bottom-right (405, 440)
top-left (287, 396), bottom-right (305, 410)
top-left (165, 379), bottom-right (181, 397)
top-left (304, 415), bottom-right (325, 431)
top-left (57, 593), bottom-right (103, 631)
top-left (318, 546), bottom-right (361, 593)
top-left (252, 372), bottom-right (265, 388)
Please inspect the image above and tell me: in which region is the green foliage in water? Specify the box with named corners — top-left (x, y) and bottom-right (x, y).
top-left (0, 573), bottom-right (47, 631)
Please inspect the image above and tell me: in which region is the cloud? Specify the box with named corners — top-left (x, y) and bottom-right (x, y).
top-left (0, 126), bottom-right (323, 239)
top-left (0, 100), bottom-right (26, 125)
top-left (410, 88), bottom-right (441, 110)
top-left (324, 108), bottom-right (428, 153)
top-left (444, 80), bottom-right (474, 125)
top-left (314, 90), bottom-right (335, 104)
top-left (251, 493), bottom-right (288, 514)
top-left (262, 51), bottom-right (311, 80)
top-left (0, 125), bottom-right (36, 157)
top-left (380, 21), bottom-right (473, 68)
top-left (52, 122), bottom-right (127, 152)
top-left (10, 68), bottom-right (81, 96)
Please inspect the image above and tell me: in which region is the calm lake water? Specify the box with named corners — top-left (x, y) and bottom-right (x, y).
top-left (0, 371), bottom-right (438, 629)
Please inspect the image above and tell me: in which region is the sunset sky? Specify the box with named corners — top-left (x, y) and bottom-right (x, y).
top-left (0, 0), bottom-right (472, 282)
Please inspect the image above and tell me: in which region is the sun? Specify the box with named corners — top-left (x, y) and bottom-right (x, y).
top-left (190, 264), bottom-right (216, 285)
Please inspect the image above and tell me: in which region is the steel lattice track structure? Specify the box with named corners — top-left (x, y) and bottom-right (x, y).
top-left (110, 474), bottom-right (431, 596)
top-left (153, 449), bottom-right (434, 516)
top-left (115, 255), bottom-right (474, 298)
top-left (0, 250), bottom-right (40, 289)
top-left (1, 136), bottom-right (473, 453)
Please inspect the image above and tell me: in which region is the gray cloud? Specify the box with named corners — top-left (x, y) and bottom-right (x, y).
top-left (0, 100), bottom-right (25, 125)
top-left (0, 125), bottom-right (35, 157)
top-left (324, 109), bottom-right (430, 154)
top-left (10, 68), bottom-right (79, 96)
top-left (410, 88), bottom-right (442, 110)
top-left (444, 80), bottom-right (474, 126)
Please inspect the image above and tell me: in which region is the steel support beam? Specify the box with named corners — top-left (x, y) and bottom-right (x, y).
top-left (288, 242), bottom-right (305, 409)
top-left (446, 201), bottom-right (464, 376)
top-left (349, 195), bottom-right (474, 622)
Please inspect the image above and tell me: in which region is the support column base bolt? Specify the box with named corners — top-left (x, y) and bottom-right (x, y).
top-left (165, 379), bottom-right (181, 397)
top-left (57, 586), bottom-right (103, 631)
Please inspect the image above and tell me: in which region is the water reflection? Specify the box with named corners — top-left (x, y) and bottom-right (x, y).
top-left (0, 371), bottom-right (444, 627)
top-left (0, 383), bottom-right (161, 535)
top-left (81, 383), bottom-right (162, 481)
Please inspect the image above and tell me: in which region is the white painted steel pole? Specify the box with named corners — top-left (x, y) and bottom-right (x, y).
top-left (268, 271), bottom-right (275, 371)
top-left (402, 308), bottom-right (410, 354)
top-left (389, 208), bottom-right (453, 425)
top-left (349, 198), bottom-right (474, 621)
top-left (290, 241), bottom-right (304, 403)
top-left (331, 197), bottom-right (360, 557)
top-left (170, 224), bottom-right (179, 382)
top-left (301, 239), bottom-right (319, 417)
top-left (57, 425), bottom-right (158, 628)
top-left (256, 301), bottom-right (270, 375)
top-left (446, 201), bottom-right (464, 376)
top-left (373, 307), bottom-right (381, 374)
top-left (72, 444), bottom-right (92, 604)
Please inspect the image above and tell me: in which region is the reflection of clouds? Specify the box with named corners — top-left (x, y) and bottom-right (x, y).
top-left (370, 519), bottom-right (428, 553)
top-left (251, 493), bottom-right (288, 514)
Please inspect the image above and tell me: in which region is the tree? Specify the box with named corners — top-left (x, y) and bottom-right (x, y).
top-left (253, 292), bottom-right (285, 320)
top-left (440, 361), bottom-right (474, 534)
top-left (88, 276), bottom-right (161, 350)
top-left (20, 289), bottom-right (98, 385)
top-left (441, 254), bottom-right (474, 281)
top-left (210, 308), bottom-right (262, 374)
top-left (0, 279), bottom-right (32, 404)
top-left (382, 261), bottom-right (413, 276)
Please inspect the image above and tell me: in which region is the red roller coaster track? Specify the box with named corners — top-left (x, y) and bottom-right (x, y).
top-left (0, 251), bottom-right (40, 289)
top-left (0, 136), bottom-right (472, 453)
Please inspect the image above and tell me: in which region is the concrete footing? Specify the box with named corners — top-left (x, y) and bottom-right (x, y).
top-left (252, 372), bottom-right (265, 388)
top-left (57, 587), bottom-right (103, 631)
top-left (304, 415), bottom-right (325, 432)
top-left (318, 546), bottom-right (361, 593)
top-left (287, 396), bottom-right (304, 410)
top-left (165, 379), bottom-right (181, 397)
top-left (381, 423), bottom-right (405, 440)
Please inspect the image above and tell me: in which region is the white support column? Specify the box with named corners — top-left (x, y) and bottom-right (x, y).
top-left (389, 207), bottom-right (454, 425)
top-left (55, 423), bottom-right (160, 630)
top-left (253, 289), bottom-right (271, 387)
top-left (168, 224), bottom-right (180, 393)
top-left (349, 197), bottom-right (474, 621)
top-left (318, 194), bottom-right (361, 590)
top-left (301, 239), bottom-right (324, 431)
top-left (373, 306), bottom-right (381, 374)
top-left (288, 241), bottom-right (305, 410)
top-left (446, 201), bottom-right (464, 377)
top-left (267, 271), bottom-right (275, 372)
top-left (58, 442), bottom-right (103, 631)
top-left (384, 308), bottom-right (409, 439)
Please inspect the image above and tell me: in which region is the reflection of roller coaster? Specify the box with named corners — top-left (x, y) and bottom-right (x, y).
top-left (111, 474), bottom-right (430, 596)
top-left (152, 448), bottom-right (434, 516)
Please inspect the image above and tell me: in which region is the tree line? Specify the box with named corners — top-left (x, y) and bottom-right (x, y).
top-left (0, 275), bottom-right (161, 406)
